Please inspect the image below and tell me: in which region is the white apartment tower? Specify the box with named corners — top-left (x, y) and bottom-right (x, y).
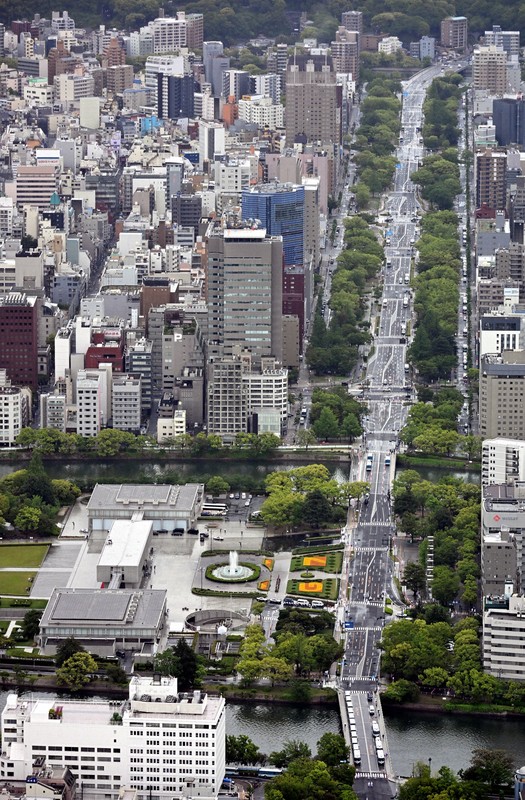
top-left (112, 374), bottom-right (141, 433)
top-left (76, 368), bottom-right (109, 436)
top-left (482, 438), bottom-right (525, 486)
top-left (1, 675), bottom-right (226, 798)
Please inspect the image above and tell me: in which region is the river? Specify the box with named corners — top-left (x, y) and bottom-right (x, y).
top-left (0, 456), bottom-right (479, 489)
top-left (0, 458), bottom-right (351, 489)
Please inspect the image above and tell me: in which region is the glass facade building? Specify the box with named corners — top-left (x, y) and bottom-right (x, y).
top-left (241, 184), bottom-right (304, 267)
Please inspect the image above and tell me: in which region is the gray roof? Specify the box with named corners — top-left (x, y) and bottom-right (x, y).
top-left (87, 483), bottom-right (203, 513)
top-left (41, 588), bottom-right (166, 630)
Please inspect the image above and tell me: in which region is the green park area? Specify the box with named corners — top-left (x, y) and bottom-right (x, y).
top-left (287, 578), bottom-right (340, 602)
top-left (1, 571), bottom-right (37, 595)
top-left (0, 544), bottom-right (48, 569)
top-left (290, 551), bottom-right (343, 574)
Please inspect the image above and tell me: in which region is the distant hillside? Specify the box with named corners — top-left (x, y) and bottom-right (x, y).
top-left (1, 0), bottom-right (522, 47)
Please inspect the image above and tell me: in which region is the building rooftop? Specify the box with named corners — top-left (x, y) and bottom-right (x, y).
top-left (98, 520), bottom-right (152, 571)
top-left (87, 482), bottom-right (203, 514)
top-left (40, 588), bottom-right (166, 629)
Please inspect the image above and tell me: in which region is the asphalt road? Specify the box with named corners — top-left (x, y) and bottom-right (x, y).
top-left (338, 64), bottom-right (445, 796)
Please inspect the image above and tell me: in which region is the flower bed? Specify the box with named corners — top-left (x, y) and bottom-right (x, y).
top-left (287, 578), bottom-right (340, 601)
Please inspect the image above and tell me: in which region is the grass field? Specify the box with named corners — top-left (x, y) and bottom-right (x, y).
top-left (1, 572), bottom-right (37, 595)
top-left (0, 544), bottom-right (48, 569)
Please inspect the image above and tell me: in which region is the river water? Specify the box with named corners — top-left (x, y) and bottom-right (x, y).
top-left (0, 458), bottom-right (351, 488)
top-left (0, 456), bottom-right (479, 489)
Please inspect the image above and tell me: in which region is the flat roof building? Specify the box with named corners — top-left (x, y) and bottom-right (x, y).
top-left (1, 674), bottom-right (225, 798)
top-left (87, 483), bottom-right (204, 533)
top-left (96, 519), bottom-right (153, 587)
top-left (38, 587), bottom-right (167, 657)
top-left (482, 437), bottom-right (525, 486)
top-left (480, 350), bottom-right (525, 439)
top-left (483, 594), bottom-right (525, 680)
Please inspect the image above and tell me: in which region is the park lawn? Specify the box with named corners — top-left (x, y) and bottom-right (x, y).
top-left (1, 571), bottom-right (37, 595)
top-left (0, 544), bottom-right (48, 569)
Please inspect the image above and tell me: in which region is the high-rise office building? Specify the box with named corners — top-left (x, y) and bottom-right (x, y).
top-left (440, 16), bottom-right (468, 51)
top-left (203, 41), bottom-right (223, 81)
top-left (0, 292), bottom-right (38, 391)
top-left (480, 350), bottom-right (525, 439)
top-left (222, 69), bottom-right (250, 100)
top-left (157, 73), bottom-right (195, 120)
top-left (241, 183), bottom-right (304, 267)
top-left (493, 98), bottom-right (525, 146)
top-left (285, 54), bottom-right (341, 150)
top-left (482, 438), bottom-right (525, 486)
top-left (206, 222), bottom-right (283, 364)
top-left (199, 120), bottom-right (225, 167)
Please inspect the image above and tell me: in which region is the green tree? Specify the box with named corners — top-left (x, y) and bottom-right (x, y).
top-left (269, 739), bottom-right (312, 769)
top-left (313, 407), bottom-right (340, 440)
top-left (296, 429), bottom-right (317, 450)
top-left (206, 476), bottom-right (230, 496)
top-left (51, 479), bottom-right (81, 504)
top-left (20, 609), bottom-right (42, 640)
top-left (56, 652), bottom-right (98, 690)
top-left (461, 748), bottom-right (514, 791)
top-left (382, 678), bottom-right (420, 703)
top-left (432, 566), bottom-right (460, 606)
top-left (265, 758), bottom-right (357, 800)
top-left (316, 732), bottom-right (349, 766)
top-left (403, 562), bottom-right (427, 597)
top-left (105, 662), bottom-right (128, 684)
top-left (55, 637), bottom-right (85, 667)
top-left (153, 639), bottom-right (203, 690)
top-left (226, 734), bottom-right (264, 765)
top-left (14, 506), bottom-right (41, 531)
top-left (302, 489), bottom-right (332, 528)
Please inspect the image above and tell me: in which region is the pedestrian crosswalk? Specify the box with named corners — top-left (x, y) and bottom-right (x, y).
top-left (353, 546), bottom-right (389, 552)
top-left (355, 772), bottom-right (387, 779)
top-left (351, 626), bottom-right (383, 632)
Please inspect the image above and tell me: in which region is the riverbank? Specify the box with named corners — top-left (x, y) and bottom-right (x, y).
top-left (383, 694), bottom-right (525, 719)
top-left (397, 453), bottom-right (481, 472)
top-left (1, 672), bottom-right (337, 706)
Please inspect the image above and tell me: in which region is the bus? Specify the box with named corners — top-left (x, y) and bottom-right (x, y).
top-left (201, 504), bottom-right (227, 517)
top-left (376, 748), bottom-right (385, 767)
top-left (225, 767), bottom-right (283, 779)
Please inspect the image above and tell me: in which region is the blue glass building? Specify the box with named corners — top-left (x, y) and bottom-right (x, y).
top-left (241, 184), bottom-right (305, 267)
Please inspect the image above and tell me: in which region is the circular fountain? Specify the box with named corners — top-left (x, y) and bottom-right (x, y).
top-left (211, 551), bottom-right (255, 581)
